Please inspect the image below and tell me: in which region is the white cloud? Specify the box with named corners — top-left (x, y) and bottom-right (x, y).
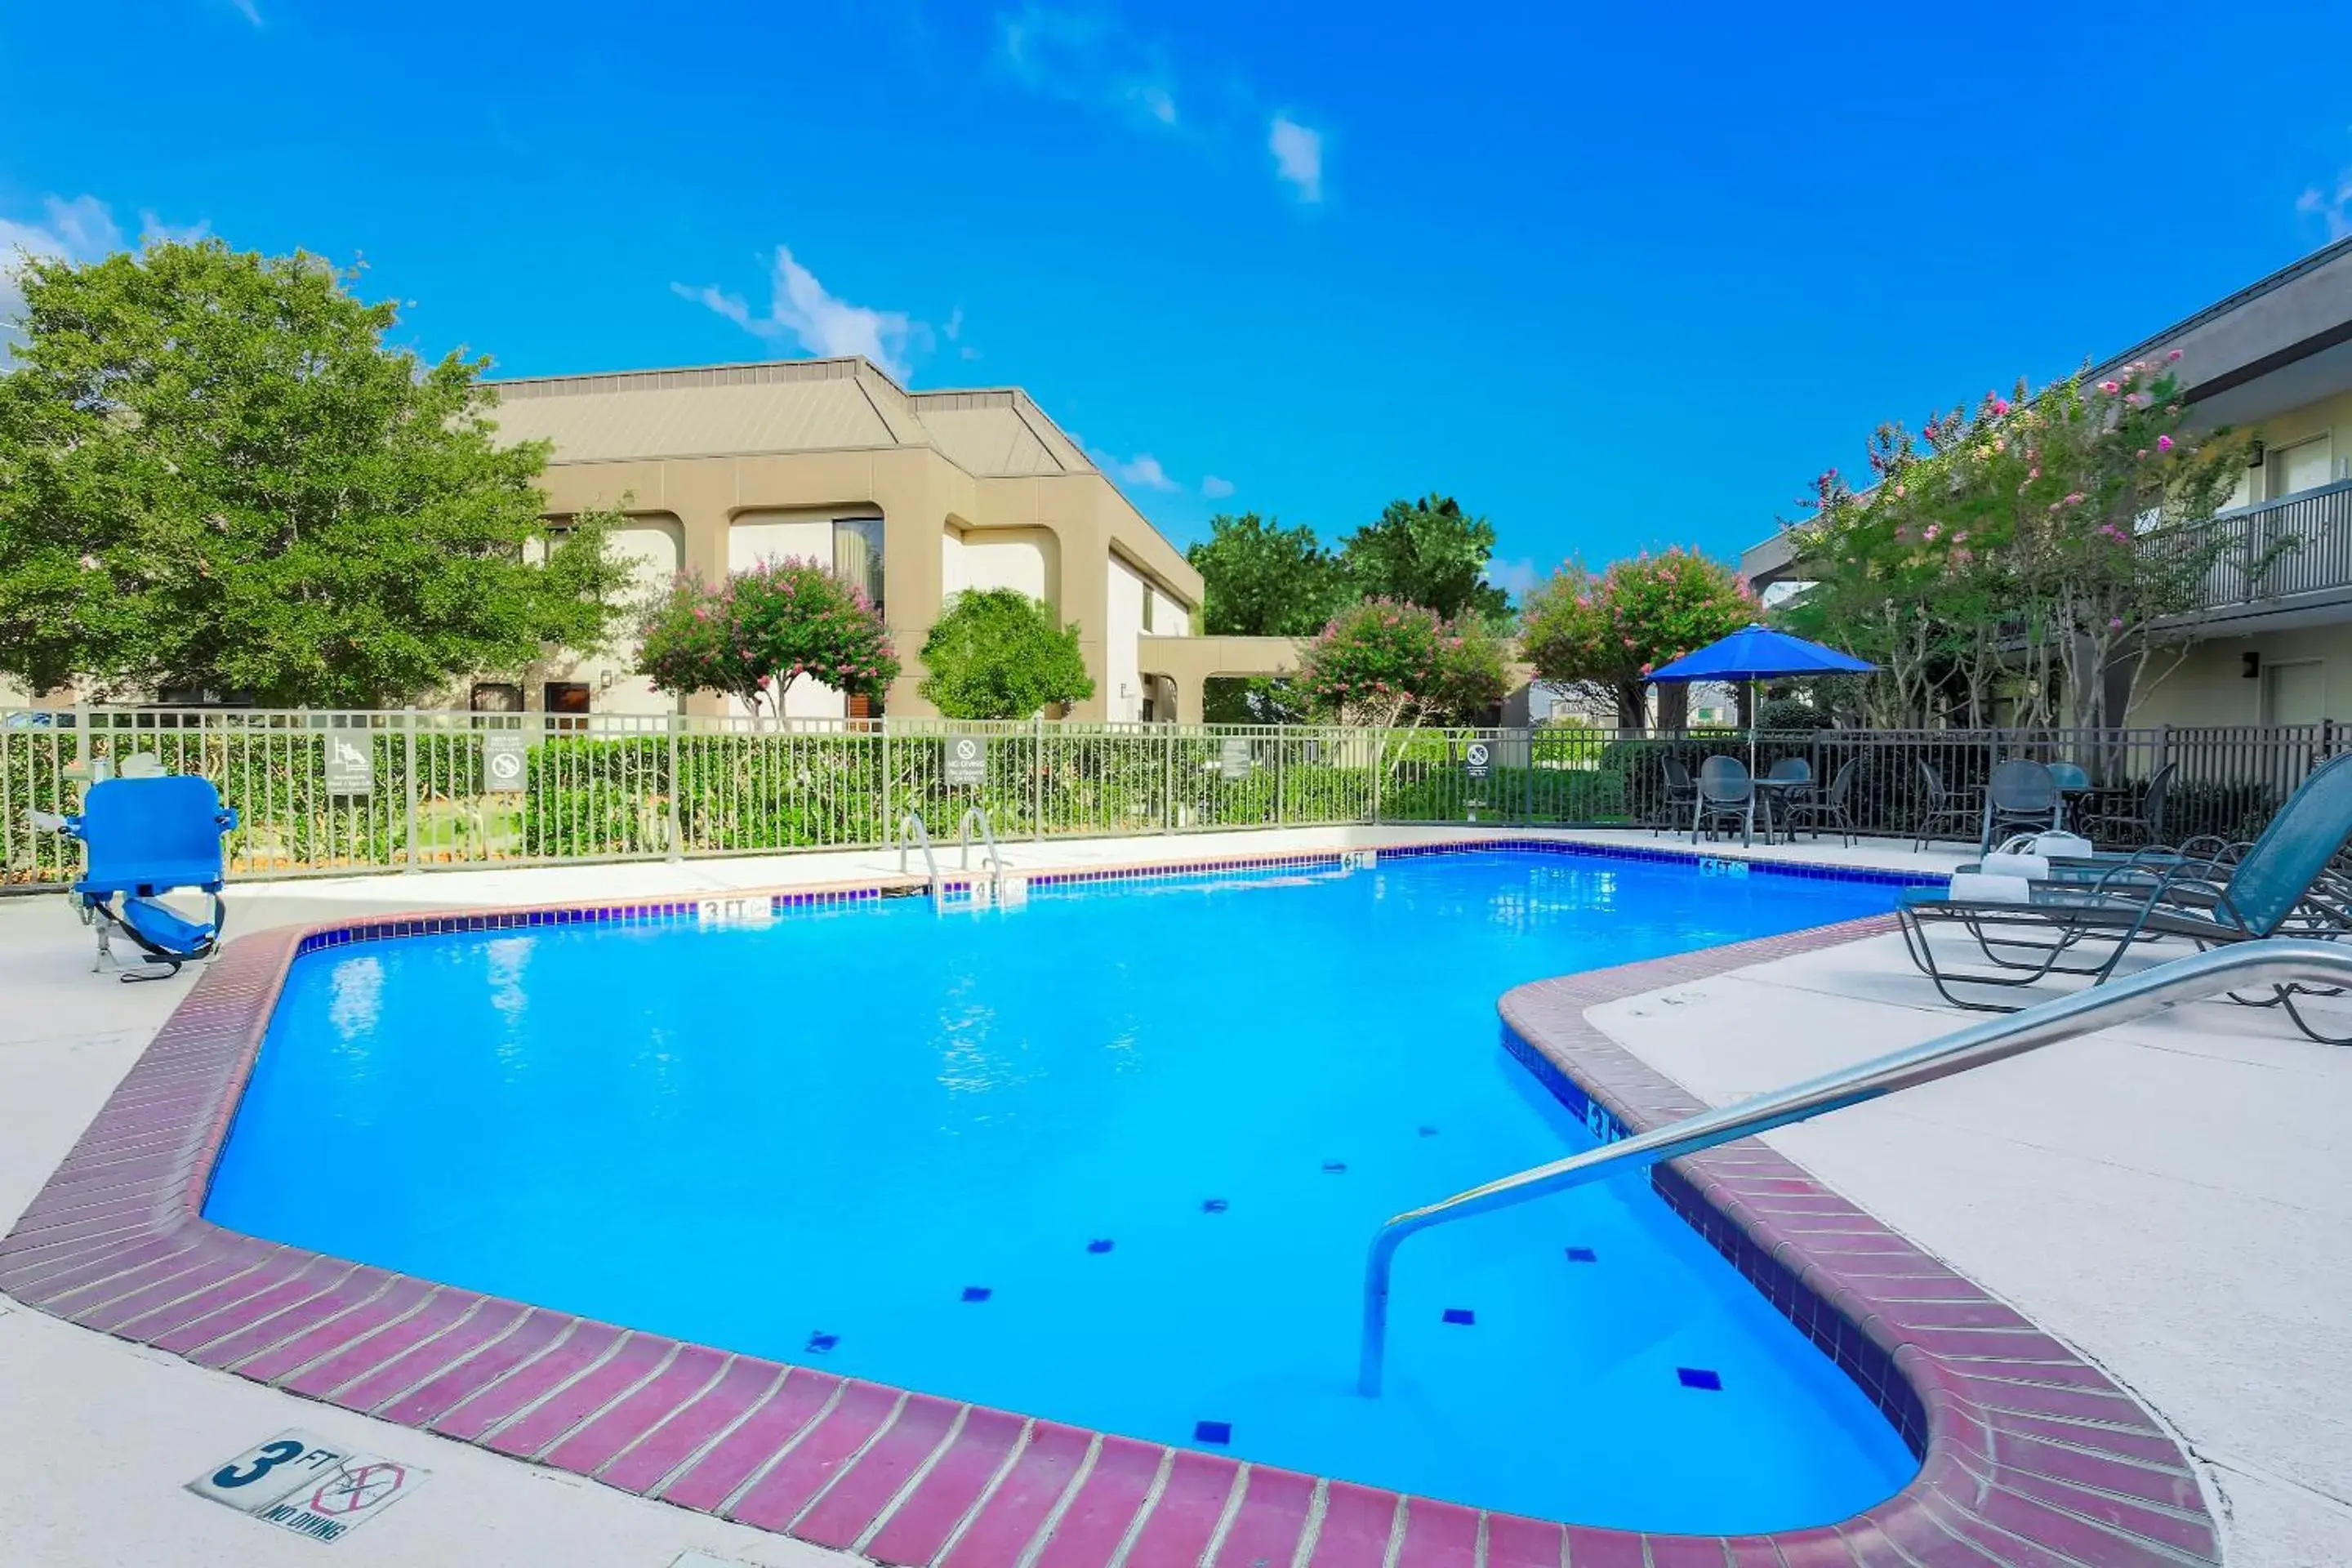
top-left (996, 7), bottom-right (1179, 131)
top-left (2297, 176), bottom-right (2352, 242)
top-left (2, 195), bottom-right (125, 355)
top-left (226, 0), bottom-right (261, 23)
top-left (672, 246), bottom-right (918, 381)
top-left (1111, 452), bottom-right (1180, 492)
top-left (1487, 557), bottom-right (1539, 600)
top-left (1269, 114), bottom-right (1323, 203)
top-left (1200, 474), bottom-right (1236, 499)
top-left (942, 306), bottom-right (964, 341)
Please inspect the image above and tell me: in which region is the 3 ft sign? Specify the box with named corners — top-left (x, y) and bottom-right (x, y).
top-left (187, 1428), bottom-right (427, 1544)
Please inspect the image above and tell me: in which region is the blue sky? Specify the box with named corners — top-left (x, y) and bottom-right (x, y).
top-left (6, 1), bottom-right (2352, 598)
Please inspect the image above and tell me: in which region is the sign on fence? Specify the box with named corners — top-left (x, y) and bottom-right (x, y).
top-left (1219, 737), bottom-right (1254, 780)
top-left (482, 732), bottom-right (528, 792)
top-left (945, 735), bottom-right (987, 786)
top-left (323, 731), bottom-right (373, 796)
top-left (1465, 741), bottom-right (1492, 782)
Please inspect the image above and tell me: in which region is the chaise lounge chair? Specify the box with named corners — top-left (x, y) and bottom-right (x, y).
top-left (56, 774), bottom-right (239, 982)
top-left (1895, 751), bottom-right (2352, 1040)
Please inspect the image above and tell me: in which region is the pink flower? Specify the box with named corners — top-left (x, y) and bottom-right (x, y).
top-left (2157, 434), bottom-right (2175, 453)
top-left (78, 554), bottom-right (99, 570)
top-left (1924, 523), bottom-right (1941, 541)
top-left (2167, 348), bottom-right (2182, 361)
top-left (2064, 492), bottom-right (2085, 506)
top-left (2109, 617), bottom-right (2124, 630)
top-left (2136, 448), bottom-right (2149, 460)
top-left (2098, 380), bottom-right (2121, 394)
top-left (1992, 396), bottom-right (2011, 416)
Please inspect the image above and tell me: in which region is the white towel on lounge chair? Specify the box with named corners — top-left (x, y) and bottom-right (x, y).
top-left (1980, 853), bottom-right (2051, 880)
top-left (2034, 831), bottom-right (2095, 858)
top-left (1947, 871), bottom-right (2037, 903)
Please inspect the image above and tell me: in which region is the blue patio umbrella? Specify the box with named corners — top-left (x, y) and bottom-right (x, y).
top-left (1646, 625), bottom-right (1877, 771)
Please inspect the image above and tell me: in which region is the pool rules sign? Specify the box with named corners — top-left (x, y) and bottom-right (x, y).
top-left (187, 1428), bottom-right (427, 1544)
top-left (945, 734), bottom-right (987, 786)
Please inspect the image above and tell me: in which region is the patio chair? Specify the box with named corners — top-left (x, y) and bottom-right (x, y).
top-left (1982, 759), bottom-right (2061, 851)
top-left (1912, 761), bottom-right (1980, 850)
top-left (1781, 758), bottom-right (1860, 847)
top-left (2077, 763), bottom-right (2175, 848)
top-left (57, 774), bottom-right (239, 982)
top-left (1692, 755), bottom-right (1754, 844)
top-left (1895, 751), bottom-right (2352, 1040)
top-left (1654, 757), bottom-right (1699, 836)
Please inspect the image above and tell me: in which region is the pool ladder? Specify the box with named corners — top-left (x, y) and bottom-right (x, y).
top-left (959, 807), bottom-right (1006, 900)
top-left (895, 812), bottom-right (943, 906)
top-left (1356, 938), bottom-right (2352, 1396)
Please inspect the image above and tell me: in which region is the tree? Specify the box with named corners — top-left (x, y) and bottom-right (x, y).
top-left (1295, 599), bottom-right (1508, 730)
top-left (1185, 512), bottom-right (1350, 635)
top-left (1783, 359), bottom-right (2246, 730)
top-left (637, 557), bottom-right (898, 719)
top-left (1340, 494), bottom-right (1512, 621)
top-left (916, 588), bottom-right (1094, 718)
top-left (0, 238), bottom-right (629, 706)
top-left (1520, 548), bottom-right (1757, 728)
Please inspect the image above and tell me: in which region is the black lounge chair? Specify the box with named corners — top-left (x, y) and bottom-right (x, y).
top-left (1896, 752), bottom-right (2352, 1040)
top-left (1782, 758), bottom-right (1860, 847)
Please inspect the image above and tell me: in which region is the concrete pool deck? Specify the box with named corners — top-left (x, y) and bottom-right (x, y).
top-left (1, 826), bottom-right (2345, 1565)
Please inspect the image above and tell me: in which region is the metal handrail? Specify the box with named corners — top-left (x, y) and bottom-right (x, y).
top-left (1357, 938), bottom-right (2352, 1396)
top-left (958, 805), bottom-right (1004, 887)
top-left (894, 811), bottom-right (940, 900)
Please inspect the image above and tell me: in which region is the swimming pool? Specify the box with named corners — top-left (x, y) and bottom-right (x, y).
top-left (207, 846), bottom-right (1921, 1532)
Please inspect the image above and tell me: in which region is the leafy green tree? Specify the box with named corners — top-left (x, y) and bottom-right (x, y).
top-left (916, 587), bottom-right (1094, 718)
top-left (638, 558), bottom-right (898, 719)
top-left (1185, 512), bottom-right (1351, 635)
top-left (1340, 494), bottom-right (1512, 621)
top-left (0, 238), bottom-right (628, 705)
top-left (1519, 548), bottom-right (1757, 728)
top-left (1296, 599), bottom-right (1508, 730)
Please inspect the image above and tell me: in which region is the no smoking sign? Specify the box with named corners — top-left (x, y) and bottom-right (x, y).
top-left (187, 1428), bottom-right (428, 1544)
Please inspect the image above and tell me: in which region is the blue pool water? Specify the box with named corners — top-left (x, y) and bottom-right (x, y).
top-left (209, 849), bottom-right (1921, 1530)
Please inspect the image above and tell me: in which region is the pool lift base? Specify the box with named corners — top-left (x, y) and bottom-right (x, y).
top-left (1356, 938), bottom-right (2352, 1397)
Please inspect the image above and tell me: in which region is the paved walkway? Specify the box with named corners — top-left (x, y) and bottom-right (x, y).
top-left (4, 826), bottom-right (2343, 1563)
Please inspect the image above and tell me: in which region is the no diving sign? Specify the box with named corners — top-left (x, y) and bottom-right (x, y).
top-left (944, 735), bottom-right (987, 786)
top-left (187, 1428), bottom-right (427, 1544)
top-left (1465, 741), bottom-right (1492, 781)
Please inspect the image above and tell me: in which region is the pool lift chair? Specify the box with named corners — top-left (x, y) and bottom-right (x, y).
top-left (39, 773), bottom-right (240, 982)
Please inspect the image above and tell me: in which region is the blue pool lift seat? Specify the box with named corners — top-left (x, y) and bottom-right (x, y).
top-left (60, 775), bottom-right (239, 981)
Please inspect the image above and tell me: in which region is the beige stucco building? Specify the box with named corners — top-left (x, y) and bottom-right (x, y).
top-left (484, 357), bottom-right (1299, 724)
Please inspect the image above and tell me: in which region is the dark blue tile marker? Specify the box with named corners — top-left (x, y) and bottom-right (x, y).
top-left (1194, 1420), bottom-right (1232, 1445)
top-left (1565, 1246), bottom-right (1598, 1263)
top-left (1321, 1160), bottom-right (1348, 1174)
top-left (806, 1332), bottom-right (839, 1354)
top-left (1417, 1125), bottom-right (1439, 1137)
top-left (961, 1286), bottom-right (992, 1303)
top-left (1677, 1366), bottom-right (1722, 1391)
top-left (1442, 1307), bottom-right (1476, 1325)
top-left (1201, 1198), bottom-right (1228, 1214)
top-left (1087, 1239), bottom-right (1115, 1254)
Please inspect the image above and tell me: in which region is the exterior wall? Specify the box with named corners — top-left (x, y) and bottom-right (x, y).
top-left (2131, 621), bottom-right (2352, 727)
top-left (942, 527), bottom-right (1053, 600)
top-left (1103, 556), bottom-right (1149, 720)
top-left (527, 515), bottom-right (684, 717)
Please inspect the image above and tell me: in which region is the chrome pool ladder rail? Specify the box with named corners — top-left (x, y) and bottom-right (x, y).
top-left (1356, 937), bottom-right (2352, 1397)
top-left (895, 811), bottom-right (942, 903)
top-left (958, 806), bottom-right (1005, 895)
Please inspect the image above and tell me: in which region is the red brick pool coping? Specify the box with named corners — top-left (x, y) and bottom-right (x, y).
top-left (0, 840), bottom-right (2219, 1567)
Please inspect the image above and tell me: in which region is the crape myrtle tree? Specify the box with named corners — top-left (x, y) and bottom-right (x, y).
top-left (0, 238), bottom-right (630, 706)
top-left (636, 558), bottom-right (898, 720)
top-left (1783, 356), bottom-right (2247, 731)
top-left (1519, 548), bottom-right (1758, 728)
top-left (1296, 599), bottom-right (1509, 731)
top-left (916, 587), bottom-right (1094, 719)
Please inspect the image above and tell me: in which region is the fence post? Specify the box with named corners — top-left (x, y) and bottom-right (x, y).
top-left (1276, 729), bottom-right (1288, 827)
top-left (880, 716), bottom-right (893, 844)
top-left (403, 708), bottom-right (419, 874)
top-left (1370, 729), bottom-right (1383, 826)
top-left (1033, 713), bottom-right (1045, 842)
top-left (1162, 726), bottom-right (1175, 833)
top-left (666, 710), bottom-right (684, 862)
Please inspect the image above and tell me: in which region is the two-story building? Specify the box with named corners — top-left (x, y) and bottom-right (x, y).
top-left (1742, 236), bottom-right (2352, 728)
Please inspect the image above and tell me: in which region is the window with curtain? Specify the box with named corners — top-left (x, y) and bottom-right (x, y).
top-left (832, 518), bottom-right (884, 613)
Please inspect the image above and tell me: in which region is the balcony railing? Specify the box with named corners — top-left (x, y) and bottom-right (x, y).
top-left (2193, 477), bottom-right (2352, 614)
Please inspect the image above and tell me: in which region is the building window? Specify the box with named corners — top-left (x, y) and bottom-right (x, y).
top-left (2270, 436), bottom-right (2333, 501)
top-left (1141, 587), bottom-right (1155, 634)
top-left (833, 517), bottom-right (884, 614)
top-left (543, 682), bottom-right (591, 730)
top-left (471, 682), bottom-right (523, 713)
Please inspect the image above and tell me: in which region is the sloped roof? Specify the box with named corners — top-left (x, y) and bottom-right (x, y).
top-left (485, 356), bottom-right (1094, 479)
